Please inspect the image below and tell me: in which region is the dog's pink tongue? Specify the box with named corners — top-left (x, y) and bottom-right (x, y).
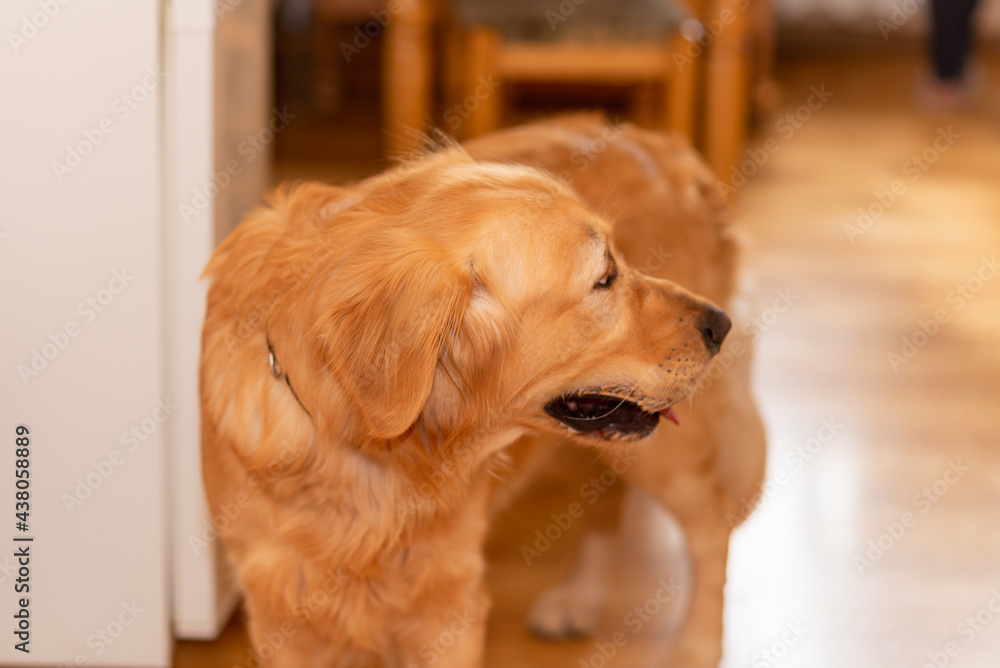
top-left (661, 407), bottom-right (681, 426)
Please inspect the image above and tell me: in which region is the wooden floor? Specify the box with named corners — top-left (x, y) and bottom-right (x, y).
top-left (176, 51), bottom-right (1000, 667)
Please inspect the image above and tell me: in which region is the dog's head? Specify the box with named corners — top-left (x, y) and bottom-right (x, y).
top-left (204, 148), bottom-right (729, 464)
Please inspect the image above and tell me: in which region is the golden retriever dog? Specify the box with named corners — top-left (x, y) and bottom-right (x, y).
top-left (200, 116), bottom-right (765, 668)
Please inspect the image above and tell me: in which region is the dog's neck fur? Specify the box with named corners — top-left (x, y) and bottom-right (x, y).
top-left (255, 396), bottom-right (526, 575)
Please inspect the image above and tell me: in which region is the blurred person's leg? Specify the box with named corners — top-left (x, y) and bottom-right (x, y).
top-left (930, 0), bottom-right (979, 81)
top-left (923, 0), bottom-right (982, 109)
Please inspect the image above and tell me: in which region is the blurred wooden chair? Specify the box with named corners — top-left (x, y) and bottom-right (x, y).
top-left (376, 0), bottom-right (774, 178)
top-left (440, 0), bottom-right (699, 141)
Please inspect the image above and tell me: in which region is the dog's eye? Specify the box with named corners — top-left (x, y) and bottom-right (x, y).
top-left (593, 265), bottom-right (618, 290)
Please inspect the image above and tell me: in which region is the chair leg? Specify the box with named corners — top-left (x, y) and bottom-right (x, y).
top-left (750, 0), bottom-right (781, 115)
top-left (442, 17), bottom-right (465, 116)
top-left (704, 0), bottom-right (751, 180)
top-left (382, 0), bottom-right (432, 157)
top-left (462, 27), bottom-right (501, 139)
top-left (665, 33), bottom-right (697, 142)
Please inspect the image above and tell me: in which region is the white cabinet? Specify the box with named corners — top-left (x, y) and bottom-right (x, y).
top-left (1, 1), bottom-right (170, 664)
top-left (165, 0), bottom-right (272, 642)
top-left (0, 0), bottom-right (271, 664)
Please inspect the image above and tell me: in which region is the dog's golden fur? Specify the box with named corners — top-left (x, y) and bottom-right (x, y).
top-left (200, 117), bottom-right (766, 667)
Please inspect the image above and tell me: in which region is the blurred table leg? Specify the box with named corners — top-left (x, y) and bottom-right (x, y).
top-left (383, 0), bottom-right (432, 157)
top-left (704, 0), bottom-right (751, 180)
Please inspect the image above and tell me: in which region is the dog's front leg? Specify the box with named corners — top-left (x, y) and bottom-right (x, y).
top-left (622, 462), bottom-right (730, 668)
top-left (657, 474), bottom-right (731, 668)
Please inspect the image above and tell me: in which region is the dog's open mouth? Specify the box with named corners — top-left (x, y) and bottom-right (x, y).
top-left (544, 392), bottom-right (680, 439)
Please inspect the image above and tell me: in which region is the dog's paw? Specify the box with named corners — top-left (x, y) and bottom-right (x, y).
top-left (527, 582), bottom-right (605, 640)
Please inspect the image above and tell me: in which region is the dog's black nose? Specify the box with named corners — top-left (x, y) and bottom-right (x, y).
top-left (699, 306), bottom-right (731, 354)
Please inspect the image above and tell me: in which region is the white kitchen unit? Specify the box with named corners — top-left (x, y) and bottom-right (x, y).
top-left (0, 0), bottom-right (271, 665)
top-left (164, 0), bottom-right (272, 643)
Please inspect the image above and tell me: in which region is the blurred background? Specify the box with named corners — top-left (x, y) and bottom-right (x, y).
top-left (2, 0), bottom-right (999, 666)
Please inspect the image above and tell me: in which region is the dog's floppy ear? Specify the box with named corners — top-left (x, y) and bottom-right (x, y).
top-left (318, 229), bottom-right (471, 439)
